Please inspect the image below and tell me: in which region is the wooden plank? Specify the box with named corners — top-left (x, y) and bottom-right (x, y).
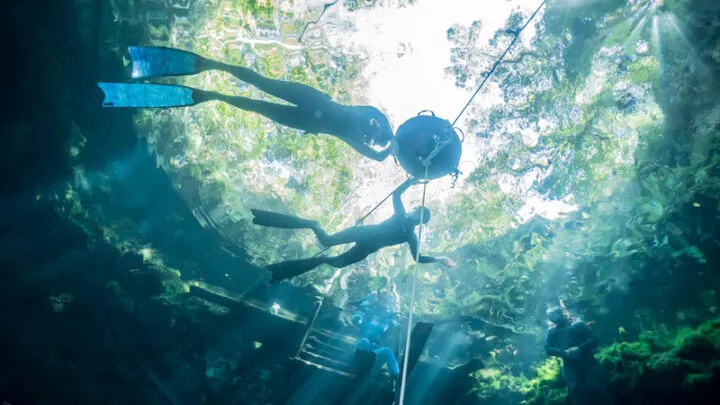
top-left (188, 280), bottom-right (306, 323)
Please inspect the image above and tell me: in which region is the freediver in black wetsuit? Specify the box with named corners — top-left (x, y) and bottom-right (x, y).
top-left (98, 46), bottom-right (396, 162)
top-left (545, 307), bottom-right (614, 405)
top-left (251, 178), bottom-right (456, 282)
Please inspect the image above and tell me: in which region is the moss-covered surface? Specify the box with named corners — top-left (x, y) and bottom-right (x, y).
top-left (463, 317), bottom-right (720, 405)
top-left (467, 356), bottom-right (565, 405)
top-left (599, 318), bottom-right (720, 403)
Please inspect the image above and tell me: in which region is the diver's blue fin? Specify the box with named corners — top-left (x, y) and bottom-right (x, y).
top-left (399, 322), bottom-right (433, 379)
top-left (97, 82), bottom-right (196, 108)
top-left (128, 46), bottom-right (201, 79)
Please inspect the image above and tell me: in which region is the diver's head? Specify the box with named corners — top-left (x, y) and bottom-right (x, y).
top-left (361, 107), bottom-right (393, 147)
top-left (409, 207), bottom-right (431, 225)
top-left (546, 307), bottom-right (568, 325)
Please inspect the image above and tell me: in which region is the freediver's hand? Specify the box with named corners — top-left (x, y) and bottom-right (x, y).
top-left (564, 347), bottom-right (581, 359)
top-left (339, 311), bottom-right (355, 328)
top-left (439, 256), bottom-right (457, 267)
top-left (389, 138), bottom-right (399, 156)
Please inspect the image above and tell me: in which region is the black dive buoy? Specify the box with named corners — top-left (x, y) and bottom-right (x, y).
top-left (395, 111), bottom-right (463, 180)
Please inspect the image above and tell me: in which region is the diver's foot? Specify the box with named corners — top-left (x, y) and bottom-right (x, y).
top-left (199, 56), bottom-right (224, 72)
top-left (304, 219), bottom-right (323, 234)
top-left (192, 89), bottom-right (214, 104)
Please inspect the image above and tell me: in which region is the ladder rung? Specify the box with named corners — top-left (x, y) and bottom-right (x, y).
top-left (291, 356), bottom-right (355, 378)
top-left (305, 342), bottom-right (346, 359)
top-left (312, 328), bottom-right (358, 345)
top-left (299, 350), bottom-right (353, 372)
top-left (308, 334), bottom-right (353, 352)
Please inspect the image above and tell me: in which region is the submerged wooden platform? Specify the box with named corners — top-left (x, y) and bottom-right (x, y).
top-left (189, 281), bottom-right (396, 402)
top-left (189, 280), bottom-right (442, 405)
top-left (188, 280), bottom-right (307, 324)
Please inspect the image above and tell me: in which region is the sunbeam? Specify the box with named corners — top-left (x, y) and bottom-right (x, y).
top-left (624, 13), bottom-right (649, 48)
top-left (652, 14), bottom-right (665, 76)
top-left (663, 13), bottom-right (711, 74)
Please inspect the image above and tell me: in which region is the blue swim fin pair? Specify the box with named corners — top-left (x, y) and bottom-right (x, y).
top-left (98, 46), bottom-right (205, 108)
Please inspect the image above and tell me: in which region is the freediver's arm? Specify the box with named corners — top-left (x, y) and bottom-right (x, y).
top-left (407, 232), bottom-right (439, 264)
top-left (546, 346), bottom-right (565, 357)
top-left (546, 345), bottom-right (565, 357)
top-left (545, 328), bottom-right (566, 358)
top-left (575, 323), bottom-right (599, 351)
top-left (392, 178), bottom-right (416, 216)
top-left (405, 225), bottom-right (455, 266)
top-left (577, 336), bottom-right (599, 350)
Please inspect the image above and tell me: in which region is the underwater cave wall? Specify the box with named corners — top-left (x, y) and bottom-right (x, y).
top-left (1, 1), bottom-right (222, 404)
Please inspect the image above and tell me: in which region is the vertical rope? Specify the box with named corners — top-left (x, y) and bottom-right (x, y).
top-left (398, 164), bottom-right (430, 405)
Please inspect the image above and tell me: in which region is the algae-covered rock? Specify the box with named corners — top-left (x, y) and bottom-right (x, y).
top-left (469, 318), bottom-right (720, 405)
top-left (595, 317), bottom-right (720, 403)
top-left (468, 357), bottom-right (566, 405)
top-left (524, 357), bottom-right (566, 405)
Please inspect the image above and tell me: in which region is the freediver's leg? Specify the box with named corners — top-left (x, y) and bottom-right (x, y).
top-left (205, 59), bottom-right (333, 107)
top-left (356, 338), bottom-right (372, 352)
top-left (585, 360), bottom-right (614, 405)
top-left (193, 90), bottom-right (317, 130)
top-left (375, 347), bottom-right (400, 376)
top-left (249, 216), bottom-right (362, 247)
top-left (126, 46), bottom-right (334, 108)
top-left (322, 245), bottom-right (373, 268)
top-left (266, 246), bottom-right (371, 282)
top-left (310, 224), bottom-right (374, 248)
top-left (563, 365), bottom-right (582, 405)
top-left (353, 338), bottom-right (377, 375)
top-left (266, 257), bottom-right (328, 283)
top-left (355, 339), bottom-right (399, 377)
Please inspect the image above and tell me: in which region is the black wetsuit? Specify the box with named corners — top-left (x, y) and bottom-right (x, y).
top-left (545, 320), bottom-right (614, 405)
top-left (194, 59), bottom-right (394, 161)
top-left (263, 180), bottom-right (439, 282)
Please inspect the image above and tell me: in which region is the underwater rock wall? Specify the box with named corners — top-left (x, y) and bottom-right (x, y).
top-left (0, 1), bottom-right (281, 404)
